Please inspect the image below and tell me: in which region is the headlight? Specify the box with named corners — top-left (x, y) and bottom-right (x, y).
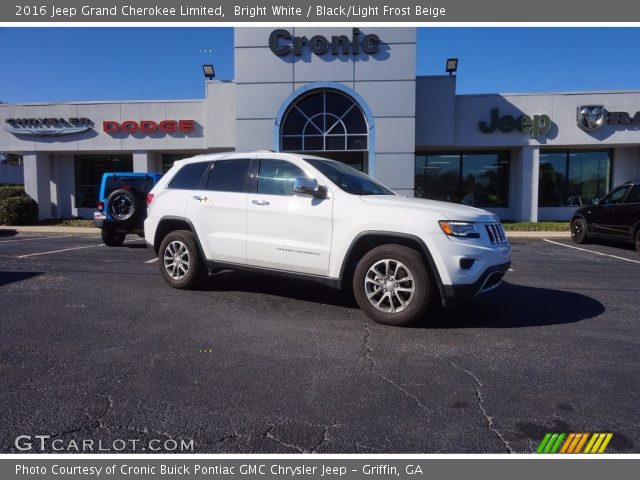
top-left (439, 221), bottom-right (480, 238)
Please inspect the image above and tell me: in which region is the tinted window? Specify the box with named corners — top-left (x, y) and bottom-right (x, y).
top-left (258, 159), bottom-right (307, 196)
top-left (624, 185), bottom-right (640, 204)
top-left (601, 186), bottom-right (629, 205)
top-left (206, 159), bottom-right (251, 193)
top-left (167, 162), bottom-right (210, 190)
top-left (306, 158), bottom-right (394, 196)
top-left (105, 176), bottom-right (154, 197)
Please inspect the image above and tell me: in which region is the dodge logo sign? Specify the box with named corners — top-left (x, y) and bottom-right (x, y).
top-left (577, 105), bottom-right (606, 131)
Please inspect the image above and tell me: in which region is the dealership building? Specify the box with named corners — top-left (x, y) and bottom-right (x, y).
top-left (1, 27), bottom-right (639, 221)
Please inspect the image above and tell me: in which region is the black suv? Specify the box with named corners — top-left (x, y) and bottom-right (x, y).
top-left (570, 180), bottom-right (640, 251)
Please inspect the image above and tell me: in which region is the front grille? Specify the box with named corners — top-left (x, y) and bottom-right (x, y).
top-left (485, 223), bottom-right (508, 245)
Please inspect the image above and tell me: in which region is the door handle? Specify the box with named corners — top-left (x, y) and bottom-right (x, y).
top-left (193, 195), bottom-right (207, 201)
top-left (252, 200), bottom-right (270, 206)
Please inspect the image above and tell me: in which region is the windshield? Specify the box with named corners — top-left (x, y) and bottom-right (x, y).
top-left (305, 158), bottom-right (395, 196)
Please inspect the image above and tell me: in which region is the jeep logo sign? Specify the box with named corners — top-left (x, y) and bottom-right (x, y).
top-left (479, 108), bottom-right (551, 138)
top-left (269, 28), bottom-right (381, 56)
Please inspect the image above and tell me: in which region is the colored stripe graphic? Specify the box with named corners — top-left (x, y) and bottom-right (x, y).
top-left (537, 433), bottom-right (612, 454)
top-left (550, 433), bottom-right (566, 453)
top-left (584, 433), bottom-right (599, 453)
top-left (573, 433), bottom-right (590, 453)
top-left (584, 433), bottom-right (613, 453)
top-left (536, 433), bottom-right (552, 453)
top-left (560, 433), bottom-right (576, 453)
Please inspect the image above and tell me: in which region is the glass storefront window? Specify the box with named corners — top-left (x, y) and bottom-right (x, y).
top-left (162, 153), bottom-right (195, 173)
top-left (415, 152), bottom-right (510, 208)
top-left (280, 89), bottom-right (368, 153)
top-left (74, 155), bottom-right (132, 208)
top-left (539, 150), bottom-right (611, 207)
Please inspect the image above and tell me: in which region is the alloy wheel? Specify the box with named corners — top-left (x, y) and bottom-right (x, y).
top-left (364, 259), bottom-right (416, 313)
top-left (163, 240), bottom-right (190, 280)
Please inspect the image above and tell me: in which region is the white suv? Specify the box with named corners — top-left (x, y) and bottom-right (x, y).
top-left (145, 151), bottom-right (511, 326)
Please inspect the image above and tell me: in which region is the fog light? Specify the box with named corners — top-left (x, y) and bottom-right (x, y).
top-left (459, 258), bottom-right (476, 270)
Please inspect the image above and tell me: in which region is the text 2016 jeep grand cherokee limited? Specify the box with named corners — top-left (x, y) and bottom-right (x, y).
top-left (144, 152), bottom-right (511, 326)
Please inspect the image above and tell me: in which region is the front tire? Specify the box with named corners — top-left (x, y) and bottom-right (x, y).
top-left (635, 228), bottom-right (640, 252)
top-left (101, 228), bottom-right (125, 246)
top-left (571, 217), bottom-right (589, 244)
top-left (158, 230), bottom-right (206, 289)
top-left (353, 244), bottom-right (431, 326)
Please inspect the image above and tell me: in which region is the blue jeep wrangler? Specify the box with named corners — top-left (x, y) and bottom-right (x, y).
top-left (93, 172), bottom-right (163, 246)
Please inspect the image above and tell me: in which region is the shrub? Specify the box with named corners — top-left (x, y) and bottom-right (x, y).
top-left (0, 194), bottom-right (38, 225)
top-left (0, 184), bottom-right (26, 201)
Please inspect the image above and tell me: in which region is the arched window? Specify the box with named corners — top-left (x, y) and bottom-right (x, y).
top-left (280, 90), bottom-right (368, 152)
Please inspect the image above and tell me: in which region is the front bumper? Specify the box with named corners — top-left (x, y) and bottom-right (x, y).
top-left (442, 261), bottom-right (511, 307)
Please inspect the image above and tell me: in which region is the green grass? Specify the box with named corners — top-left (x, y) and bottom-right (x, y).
top-left (37, 218), bottom-right (95, 228)
top-left (502, 221), bottom-right (569, 232)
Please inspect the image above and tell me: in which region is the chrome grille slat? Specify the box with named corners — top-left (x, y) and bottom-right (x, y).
top-left (485, 223), bottom-right (507, 245)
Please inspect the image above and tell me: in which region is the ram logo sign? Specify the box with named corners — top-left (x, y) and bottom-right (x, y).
top-left (577, 105), bottom-right (606, 131)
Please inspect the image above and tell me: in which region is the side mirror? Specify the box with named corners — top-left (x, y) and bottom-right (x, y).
top-left (293, 177), bottom-right (327, 199)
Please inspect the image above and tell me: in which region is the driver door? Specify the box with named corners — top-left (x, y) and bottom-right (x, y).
top-left (246, 158), bottom-right (333, 276)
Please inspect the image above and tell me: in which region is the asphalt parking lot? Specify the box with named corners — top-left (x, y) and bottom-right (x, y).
top-left (0, 231), bottom-right (638, 453)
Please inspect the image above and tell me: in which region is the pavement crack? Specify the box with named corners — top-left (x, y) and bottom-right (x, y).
top-left (309, 422), bottom-right (338, 453)
top-left (96, 394), bottom-right (114, 429)
top-left (214, 422), bottom-right (337, 453)
top-left (363, 321), bottom-right (431, 416)
top-left (264, 425), bottom-right (306, 453)
top-left (448, 360), bottom-right (513, 453)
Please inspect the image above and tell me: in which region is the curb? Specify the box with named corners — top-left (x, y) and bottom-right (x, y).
top-left (506, 231), bottom-right (570, 238)
top-left (0, 225), bottom-right (99, 234)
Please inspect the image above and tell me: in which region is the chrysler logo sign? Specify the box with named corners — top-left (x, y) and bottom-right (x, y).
top-left (5, 117), bottom-right (93, 136)
top-left (577, 105), bottom-right (640, 131)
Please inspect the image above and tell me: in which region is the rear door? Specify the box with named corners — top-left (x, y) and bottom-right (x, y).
top-left (618, 184), bottom-right (640, 240)
top-left (186, 158), bottom-right (252, 263)
top-left (246, 158), bottom-right (333, 276)
top-left (592, 185), bottom-right (630, 237)
top-left (158, 161), bottom-right (211, 220)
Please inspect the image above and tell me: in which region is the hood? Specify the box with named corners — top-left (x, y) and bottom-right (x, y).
top-left (360, 195), bottom-right (499, 222)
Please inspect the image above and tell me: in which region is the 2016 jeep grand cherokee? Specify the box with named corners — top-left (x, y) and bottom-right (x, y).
top-left (144, 152), bottom-right (511, 326)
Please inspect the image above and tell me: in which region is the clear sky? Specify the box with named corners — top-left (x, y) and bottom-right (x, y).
top-left (1, 27), bottom-right (639, 103)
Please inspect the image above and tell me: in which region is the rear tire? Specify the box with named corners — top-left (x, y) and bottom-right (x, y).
top-left (635, 228), bottom-right (640, 252)
top-left (353, 244), bottom-right (431, 326)
top-left (571, 217), bottom-right (589, 244)
top-left (158, 230), bottom-right (206, 289)
top-left (101, 228), bottom-right (125, 247)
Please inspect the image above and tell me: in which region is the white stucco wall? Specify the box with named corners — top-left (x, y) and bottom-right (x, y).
top-left (234, 27), bottom-right (417, 193)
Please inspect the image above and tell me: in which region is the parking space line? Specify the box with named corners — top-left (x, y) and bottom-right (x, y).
top-left (0, 235), bottom-right (73, 244)
top-left (543, 239), bottom-right (640, 265)
top-left (16, 238), bottom-right (142, 258)
top-left (145, 258), bottom-right (159, 264)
